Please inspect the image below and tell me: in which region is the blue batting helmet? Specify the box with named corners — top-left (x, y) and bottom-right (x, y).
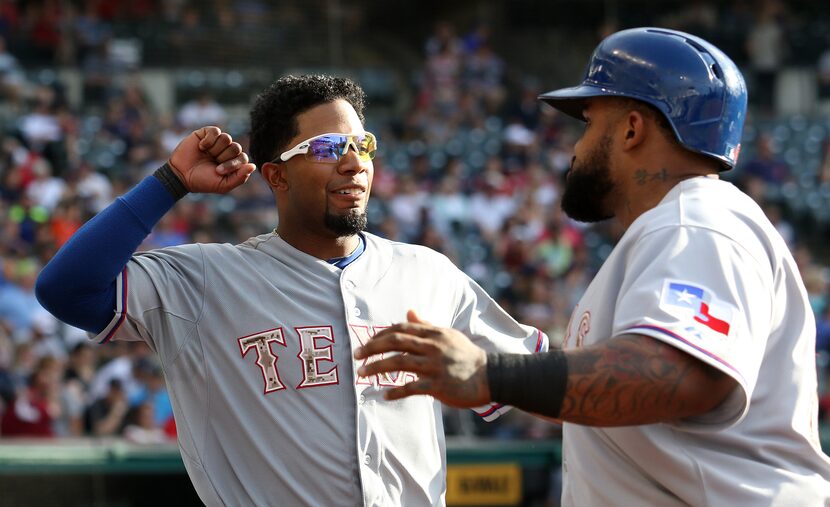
top-left (539, 27), bottom-right (747, 169)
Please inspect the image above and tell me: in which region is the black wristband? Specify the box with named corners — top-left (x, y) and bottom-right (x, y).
top-left (153, 162), bottom-right (189, 201)
top-left (486, 350), bottom-right (568, 418)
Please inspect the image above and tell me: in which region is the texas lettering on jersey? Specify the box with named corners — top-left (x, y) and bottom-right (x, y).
top-left (237, 322), bottom-right (417, 394)
top-left (350, 324), bottom-right (418, 387)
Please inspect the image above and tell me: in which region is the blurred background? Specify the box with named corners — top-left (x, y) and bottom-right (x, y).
top-left (1, 0), bottom-right (829, 505)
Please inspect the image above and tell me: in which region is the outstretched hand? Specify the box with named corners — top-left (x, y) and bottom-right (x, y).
top-left (168, 126), bottom-right (257, 194)
top-left (353, 310), bottom-right (491, 407)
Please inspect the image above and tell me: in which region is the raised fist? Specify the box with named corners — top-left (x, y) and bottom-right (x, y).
top-left (168, 126), bottom-right (257, 194)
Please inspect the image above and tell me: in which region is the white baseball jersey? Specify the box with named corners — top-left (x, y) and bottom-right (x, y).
top-left (559, 177), bottom-right (830, 506)
top-left (93, 231), bottom-right (548, 507)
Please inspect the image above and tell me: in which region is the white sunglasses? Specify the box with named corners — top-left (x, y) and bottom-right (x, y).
top-left (273, 132), bottom-right (377, 164)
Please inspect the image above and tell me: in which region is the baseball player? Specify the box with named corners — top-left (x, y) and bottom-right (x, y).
top-left (35, 75), bottom-right (547, 506)
top-left (356, 28), bottom-right (830, 505)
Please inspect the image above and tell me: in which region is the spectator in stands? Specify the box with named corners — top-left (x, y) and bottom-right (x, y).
top-left (658, 0), bottom-right (718, 37)
top-left (516, 276), bottom-right (557, 336)
top-left (763, 202), bottom-right (796, 248)
top-left (72, 161), bottom-right (112, 213)
top-left (739, 133), bottom-right (791, 198)
top-left (508, 78), bottom-right (545, 130)
top-left (167, 5), bottom-right (206, 63)
top-left (0, 0), bottom-right (20, 43)
top-left (425, 20), bottom-right (462, 58)
top-left (429, 175), bottom-right (469, 238)
top-left (1, 356), bottom-right (61, 437)
top-left (25, 157), bottom-right (65, 212)
top-left (121, 83), bottom-right (153, 133)
top-left (19, 85), bottom-right (63, 153)
top-left (80, 42), bottom-right (117, 106)
top-left (86, 377), bottom-right (128, 436)
top-left (0, 35), bottom-right (26, 103)
top-left (470, 158), bottom-right (519, 241)
top-left (177, 90), bottom-right (227, 131)
top-left (745, 0), bottom-right (787, 115)
top-left (129, 359), bottom-right (173, 429)
top-left (388, 173), bottom-right (428, 242)
top-left (87, 341), bottom-right (151, 406)
top-left (817, 295), bottom-right (830, 355)
top-left (7, 193), bottom-right (48, 247)
top-left (48, 196), bottom-right (84, 248)
top-left (123, 399), bottom-right (169, 444)
top-left (0, 257), bottom-right (46, 340)
top-left (463, 39), bottom-right (506, 115)
top-left (533, 209), bottom-right (582, 279)
top-left (23, 0), bottom-right (63, 64)
top-left (422, 28), bottom-right (463, 116)
top-left (158, 113), bottom-right (189, 154)
top-left (817, 297), bottom-right (830, 423)
top-left (73, 0), bottom-right (112, 64)
top-left (819, 138), bottom-right (830, 185)
top-left (60, 342), bottom-right (95, 435)
top-left (28, 310), bottom-right (64, 360)
top-left (818, 47), bottom-right (830, 107)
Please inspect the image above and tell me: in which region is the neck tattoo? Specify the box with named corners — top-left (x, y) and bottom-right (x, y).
top-left (633, 168), bottom-right (669, 186)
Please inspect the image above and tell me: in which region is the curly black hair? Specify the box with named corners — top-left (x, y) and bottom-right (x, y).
top-left (248, 74), bottom-right (366, 168)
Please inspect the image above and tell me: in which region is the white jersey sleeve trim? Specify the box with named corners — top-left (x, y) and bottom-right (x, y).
top-left (625, 323), bottom-right (750, 429)
top-left (90, 268), bottom-right (128, 344)
top-left (472, 328), bottom-right (549, 421)
top-left (625, 324), bottom-right (745, 383)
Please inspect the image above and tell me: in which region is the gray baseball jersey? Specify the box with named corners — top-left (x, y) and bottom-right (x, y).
top-left (93, 231), bottom-right (548, 506)
top-left (559, 177), bottom-right (830, 506)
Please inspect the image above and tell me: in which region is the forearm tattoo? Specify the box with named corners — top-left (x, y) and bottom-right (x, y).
top-left (559, 334), bottom-right (728, 426)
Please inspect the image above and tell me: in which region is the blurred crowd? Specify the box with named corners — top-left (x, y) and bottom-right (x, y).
top-left (1, 1), bottom-right (830, 443)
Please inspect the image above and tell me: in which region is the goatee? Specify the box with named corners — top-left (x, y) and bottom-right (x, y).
top-left (325, 210), bottom-right (368, 236)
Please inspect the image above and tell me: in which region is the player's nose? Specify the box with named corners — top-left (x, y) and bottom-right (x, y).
top-left (336, 147), bottom-right (370, 175)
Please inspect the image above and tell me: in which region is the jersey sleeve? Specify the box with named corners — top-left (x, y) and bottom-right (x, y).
top-left (91, 244), bottom-right (206, 359)
top-left (613, 225), bottom-right (773, 430)
top-left (448, 262), bottom-right (550, 422)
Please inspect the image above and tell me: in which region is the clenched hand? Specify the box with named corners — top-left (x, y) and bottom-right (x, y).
top-left (169, 126), bottom-right (257, 194)
top-left (354, 310), bottom-right (491, 407)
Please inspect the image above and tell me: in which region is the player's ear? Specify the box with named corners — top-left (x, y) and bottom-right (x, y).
top-left (262, 161), bottom-right (289, 191)
top-left (620, 110), bottom-right (646, 151)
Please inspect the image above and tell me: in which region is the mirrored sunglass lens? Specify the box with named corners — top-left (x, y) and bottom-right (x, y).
top-left (307, 137), bottom-right (345, 161)
top-left (305, 134), bottom-right (376, 162)
top-left (357, 134), bottom-right (377, 160)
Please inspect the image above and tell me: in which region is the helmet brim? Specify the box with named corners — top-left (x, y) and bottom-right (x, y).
top-left (538, 84), bottom-right (634, 121)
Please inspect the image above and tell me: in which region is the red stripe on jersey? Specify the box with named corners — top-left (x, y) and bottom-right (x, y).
top-left (627, 324), bottom-right (743, 382)
top-left (99, 268), bottom-right (128, 344)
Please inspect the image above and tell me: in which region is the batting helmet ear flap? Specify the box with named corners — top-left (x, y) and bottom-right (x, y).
top-left (539, 27), bottom-right (747, 170)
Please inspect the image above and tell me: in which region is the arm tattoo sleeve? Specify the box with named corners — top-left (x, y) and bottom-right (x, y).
top-left (559, 334), bottom-right (733, 426)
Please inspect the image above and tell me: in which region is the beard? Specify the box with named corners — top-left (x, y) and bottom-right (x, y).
top-left (324, 209), bottom-right (368, 236)
top-left (560, 134), bottom-right (616, 223)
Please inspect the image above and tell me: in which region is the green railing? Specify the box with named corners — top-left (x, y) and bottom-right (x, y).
top-left (0, 430), bottom-right (827, 507)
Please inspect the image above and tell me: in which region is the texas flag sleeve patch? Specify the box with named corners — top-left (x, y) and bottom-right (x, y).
top-left (660, 280), bottom-right (734, 336)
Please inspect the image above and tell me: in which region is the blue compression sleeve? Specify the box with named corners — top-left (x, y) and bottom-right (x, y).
top-left (35, 176), bottom-right (176, 333)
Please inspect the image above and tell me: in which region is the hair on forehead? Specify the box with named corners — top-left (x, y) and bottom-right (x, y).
top-left (248, 74), bottom-right (367, 168)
